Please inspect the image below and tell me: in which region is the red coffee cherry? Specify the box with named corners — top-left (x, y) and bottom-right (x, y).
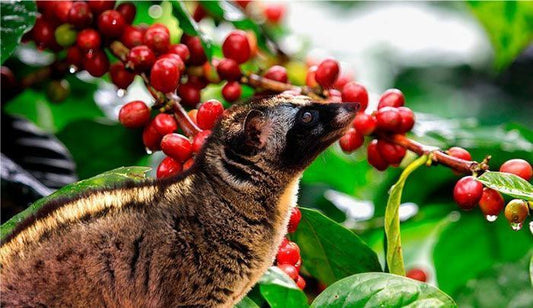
top-left (406, 268), bottom-right (427, 282)
top-left (197, 99), bottom-right (224, 130)
top-left (334, 71), bottom-right (353, 91)
top-left (377, 140), bottom-right (406, 165)
top-left (182, 35), bottom-right (207, 66)
top-left (222, 81), bottom-right (242, 103)
top-left (183, 158), bottom-right (195, 171)
top-left (353, 113), bottom-right (377, 136)
top-left (453, 176), bottom-right (483, 210)
top-left (264, 65), bottom-right (288, 83)
top-left (479, 188), bottom-right (505, 217)
top-left (447, 147), bottom-right (472, 161)
top-left (342, 82), bottom-right (368, 111)
top-left (339, 128), bottom-right (364, 153)
top-left (142, 121), bottom-right (162, 151)
top-left (77, 29), bottom-right (101, 52)
top-left (222, 30), bottom-right (251, 64)
top-left (504, 199), bottom-right (529, 229)
top-left (144, 24), bottom-right (170, 54)
top-left (192, 130), bottom-right (212, 153)
top-left (328, 89), bottom-right (342, 103)
top-left (97, 10), bottom-right (126, 38)
top-left (376, 107), bottom-right (401, 132)
top-left (378, 89), bottom-right (405, 109)
top-left (500, 159), bottom-right (532, 181)
top-left (315, 59), bottom-right (340, 89)
top-left (367, 139), bottom-right (389, 171)
top-left (66, 46), bottom-right (83, 68)
top-left (52, 0), bottom-right (72, 23)
top-left (150, 58), bottom-right (181, 93)
top-left (287, 207), bottom-right (302, 233)
top-left (188, 75), bottom-right (208, 89)
top-left (32, 17), bottom-right (57, 49)
top-left (264, 3), bottom-right (285, 24)
top-left (193, 4), bottom-right (208, 22)
top-left (169, 44), bottom-right (190, 62)
top-left (118, 100), bottom-right (150, 128)
top-left (156, 156), bottom-right (183, 179)
top-left (306, 65), bottom-right (319, 88)
top-left (235, 0), bottom-right (251, 9)
top-left (153, 113), bottom-right (178, 135)
top-left (278, 264), bottom-right (298, 281)
top-left (397, 107), bottom-right (415, 133)
top-left (109, 62), bottom-right (135, 89)
top-left (83, 50), bottom-right (109, 77)
top-left (127, 45), bottom-right (155, 72)
top-left (276, 241), bottom-right (300, 265)
top-left (87, 0), bottom-right (116, 15)
top-left (116, 2), bottom-right (136, 24)
top-left (68, 1), bottom-right (93, 29)
top-left (217, 58), bottom-right (241, 81)
top-left (161, 133), bottom-right (193, 162)
top-left (120, 26), bottom-right (143, 48)
top-left (178, 82), bottom-right (201, 107)
top-left (296, 276), bottom-right (306, 290)
top-left (158, 53), bottom-right (185, 72)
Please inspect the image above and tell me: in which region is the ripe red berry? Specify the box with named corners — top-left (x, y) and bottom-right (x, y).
top-left (143, 122), bottom-right (162, 151)
top-left (77, 29), bottom-right (101, 52)
top-left (376, 107), bottom-right (401, 132)
top-left (128, 45), bottom-right (156, 72)
top-left (504, 199), bottom-right (529, 228)
top-left (296, 276), bottom-right (306, 290)
top-left (150, 58), bottom-right (181, 93)
top-left (97, 10), bottom-right (126, 38)
top-left (339, 128), bottom-right (364, 153)
top-left (306, 65), bottom-right (319, 88)
top-left (116, 2), bottom-right (136, 24)
top-left (183, 158), bottom-right (195, 171)
top-left (378, 89), bottom-right (405, 109)
top-left (66, 46), bottom-right (83, 68)
top-left (453, 176), bottom-right (483, 210)
top-left (188, 75), bottom-right (208, 89)
top-left (315, 59), bottom-right (340, 89)
top-left (158, 53), bottom-right (185, 72)
top-left (144, 24), bottom-right (170, 54)
top-left (87, 0), bottom-right (116, 15)
top-left (235, 0), bottom-right (251, 9)
top-left (264, 3), bottom-right (285, 24)
top-left (68, 1), bottom-right (93, 29)
top-left (479, 188), bottom-right (505, 217)
top-left (334, 72), bottom-right (353, 91)
top-left (153, 113), bottom-right (178, 135)
top-left (276, 241), bottom-right (300, 265)
top-left (277, 264), bottom-right (298, 281)
top-left (397, 106), bottom-right (415, 133)
top-left (353, 113), bottom-right (377, 136)
top-left (341, 82), bottom-right (368, 112)
top-left (83, 50), bottom-right (109, 77)
top-left (287, 207), bottom-right (302, 233)
top-left (157, 156), bottom-right (183, 179)
top-left (110, 62), bottom-right (135, 89)
top-left (447, 147), bottom-right (472, 161)
top-left (118, 100), bottom-right (150, 128)
top-left (193, 4), bottom-right (208, 22)
top-left (217, 58), bottom-right (241, 81)
top-left (222, 81), bottom-right (242, 103)
top-left (197, 100), bottom-right (224, 130)
top-left (264, 65), bottom-right (288, 83)
top-left (377, 140), bottom-right (406, 165)
top-left (192, 130), bottom-right (212, 153)
top-left (222, 30), bottom-right (251, 64)
top-left (367, 139), bottom-right (389, 171)
top-left (169, 44), bottom-right (190, 62)
top-left (161, 133), bottom-right (193, 162)
top-left (52, 0), bottom-right (73, 23)
top-left (178, 82), bottom-right (201, 107)
top-left (182, 35), bottom-right (207, 66)
top-left (120, 26), bottom-right (143, 48)
top-left (32, 17), bottom-right (57, 49)
top-left (500, 159), bottom-right (532, 181)
top-left (406, 268), bottom-right (427, 282)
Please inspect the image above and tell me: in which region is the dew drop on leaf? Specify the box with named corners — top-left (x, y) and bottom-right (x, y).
top-left (510, 222), bottom-right (523, 231)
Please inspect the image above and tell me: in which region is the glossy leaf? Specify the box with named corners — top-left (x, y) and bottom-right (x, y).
top-left (258, 267), bottom-right (309, 308)
top-left (235, 297), bottom-right (260, 308)
top-left (0, 166), bottom-right (151, 240)
top-left (291, 208), bottom-right (382, 285)
top-left (311, 272), bottom-right (456, 308)
top-left (0, 0), bottom-right (37, 64)
top-left (477, 171), bottom-right (533, 201)
top-left (171, 0), bottom-right (213, 61)
top-left (385, 155), bottom-right (428, 275)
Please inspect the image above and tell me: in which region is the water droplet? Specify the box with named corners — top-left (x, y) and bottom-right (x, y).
top-left (69, 65), bottom-right (77, 73)
top-left (529, 221), bottom-right (533, 235)
top-left (511, 222), bottom-right (522, 231)
top-left (145, 148), bottom-right (153, 155)
top-left (117, 89), bottom-right (126, 97)
top-left (485, 215), bottom-right (498, 222)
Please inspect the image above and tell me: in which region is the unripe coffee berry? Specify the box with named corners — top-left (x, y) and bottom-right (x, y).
top-left (287, 207), bottom-right (302, 233)
top-left (453, 176), bottom-right (483, 210)
top-left (353, 113), bottom-right (377, 136)
top-left (128, 45), bottom-right (156, 72)
top-left (222, 81), bottom-right (242, 103)
top-left (342, 82), bottom-right (368, 111)
top-left (277, 264), bottom-right (299, 281)
top-left (83, 50), bottom-right (109, 77)
top-left (264, 65), bottom-right (288, 83)
top-left (161, 133), bottom-right (193, 162)
top-left (192, 130), bottom-right (212, 153)
top-left (98, 10), bottom-right (126, 38)
top-left (276, 241), bottom-right (300, 265)
top-left (367, 139), bottom-right (389, 171)
top-left (55, 24), bottom-right (77, 47)
top-left (153, 113), bottom-right (178, 135)
top-left (197, 100), bottom-right (224, 130)
top-left (406, 268), bottom-right (427, 282)
top-left (315, 59), bottom-right (340, 89)
top-left (504, 199), bottom-right (529, 229)
top-left (77, 29), bottom-right (101, 52)
top-left (110, 62), bottom-right (135, 89)
top-left (157, 156), bottom-right (183, 179)
top-left (119, 100), bottom-right (151, 128)
top-left (376, 107), bottom-right (401, 132)
top-left (217, 58), bottom-right (241, 81)
top-left (222, 30), bottom-right (251, 64)
top-left (150, 58), bottom-right (181, 93)
top-left (46, 80), bottom-right (70, 103)
top-left (378, 89), bottom-right (405, 109)
top-left (479, 188), bottom-right (505, 217)
top-left (499, 159), bottom-right (532, 181)
top-left (339, 128), bottom-right (364, 153)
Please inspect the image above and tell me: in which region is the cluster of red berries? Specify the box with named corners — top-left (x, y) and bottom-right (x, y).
top-left (276, 207), bottom-right (306, 290)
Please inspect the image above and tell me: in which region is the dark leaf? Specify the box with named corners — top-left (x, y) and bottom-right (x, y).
top-left (171, 1), bottom-right (213, 61)
top-left (0, 0), bottom-right (37, 64)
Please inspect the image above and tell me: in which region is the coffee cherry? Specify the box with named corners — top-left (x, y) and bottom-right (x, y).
top-left (377, 140), bottom-right (406, 165)
top-left (192, 130), bottom-right (211, 153)
top-left (32, 17), bottom-right (57, 49)
top-left (150, 58), bottom-right (181, 93)
top-left (128, 45), bottom-right (156, 72)
top-left (264, 65), bottom-right (288, 83)
top-left (157, 156), bottom-right (183, 179)
top-left (376, 107), bottom-right (401, 132)
top-left (339, 128), bottom-right (364, 153)
top-left (479, 188), bottom-right (505, 217)
top-left (120, 26), bottom-right (143, 48)
top-left (77, 29), bottom-right (101, 52)
top-left (504, 199), bottom-right (529, 229)
top-left (161, 133), bottom-right (193, 162)
top-left (52, 0), bottom-right (72, 23)
top-left (169, 44), bottom-right (190, 62)
top-left (119, 100), bottom-right (150, 128)
top-left (46, 80), bottom-right (70, 103)
top-left (83, 50), bottom-right (110, 77)
top-left (116, 2), bottom-right (136, 24)
top-left (453, 176), bottom-right (483, 210)
top-left (264, 3), bottom-right (285, 24)
top-left (182, 35), bottom-right (207, 66)
top-left (144, 24), bottom-right (170, 54)
top-left (276, 241), bottom-right (300, 265)
top-left (197, 100), bottom-right (224, 130)
top-left (110, 62), bottom-right (135, 89)
top-left (183, 158), bottom-right (195, 171)
top-left (406, 268), bottom-right (427, 282)
top-left (222, 30), bottom-right (251, 64)
top-left (447, 147), bottom-right (472, 161)
top-left (193, 4), bottom-right (207, 22)
top-left (296, 276), bottom-right (306, 290)
top-left (143, 122), bottom-right (162, 151)
top-left (55, 24), bottom-right (77, 47)
top-left (188, 75), bottom-right (208, 89)
top-left (66, 46), bottom-right (83, 68)
top-left (287, 207), bottom-right (302, 233)
top-left (341, 82), bottom-right (368, 111)
top-left (306, 65), bottom-right (319, 88)
top-left (153, 113), bottom-right (178, 136)
top-left (277, 264), bottom-right (299, 281)
top-left (178, 82), bottom-right (201, 107)
top-left (222, 81), bottom-right (242, 103)
top-left (315, 59), bottom-right (340, 89)
top-left (87, 0), bottom-right (116, 15)
top-left (217, 58), bottom-right (241, 81)
top-left (397, 107), bottom-right (415, 133)
top-left (500, 159), bottom-right (532, 181)
top-left (98, 10), bottom-right (126, 38)
top-left (353, 113), bottom-right (377, 136)
top-left (378, 89), bottom-right (405, 109)
top-left (68, 1), bottom-right (93, 29)
top-left (367, 139), bottom-right (389, 171)
top-left (334, 72), bottom-right (353, 91)
top-left (328, 89), bottom-right (343, 103)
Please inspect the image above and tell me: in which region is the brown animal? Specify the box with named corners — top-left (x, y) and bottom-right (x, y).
top-left (0, 94), bottom-right (357, 307)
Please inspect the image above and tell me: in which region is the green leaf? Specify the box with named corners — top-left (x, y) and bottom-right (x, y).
top-left (1, 166), bottom-right (151, 240)
top-left (477, 171), bottom-right (533, 201)
top-left (235, 297), bottom-right (260, 308)
top-left (311, 272), bottom-right (456, 308)
top-left (385, 155), bottom-right (428, 276)
top-left (171, 0), bottom-right (213, 61)
top-left (290, 208), bottom-right (382, 286)
top-left (0, 0), bottom-right (37, 64)
top-left (258, 267), bottom-right (309, 308)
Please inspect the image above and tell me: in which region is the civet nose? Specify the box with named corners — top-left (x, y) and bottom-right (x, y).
top-left (341, 102), bottom-right (360, 113)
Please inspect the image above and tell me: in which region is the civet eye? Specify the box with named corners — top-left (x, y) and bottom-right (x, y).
top-left (300, 110), bottom-right (318, 125)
